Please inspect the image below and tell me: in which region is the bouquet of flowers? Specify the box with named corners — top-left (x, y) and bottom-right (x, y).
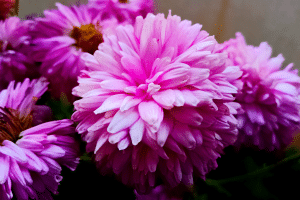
top-left (1, 1), bottom-right (300, 199)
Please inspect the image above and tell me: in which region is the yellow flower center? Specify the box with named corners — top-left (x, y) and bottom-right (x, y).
top-left (70, 23), bottom-right (104, 55)
top-left (0, 107), bottom-right (33, 145)
top-left (119, 0), bottom-right (129, 3)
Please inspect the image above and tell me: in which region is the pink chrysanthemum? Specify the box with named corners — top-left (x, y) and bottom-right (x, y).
top-left (0, 17), bottom-right (39, 90)
top-left (0, 0), bottom-right (15, 20)
top-left (87, 0), bottom-right (154, 23)
top-left (72, 12), bottom-right (241, 193)
top-left (217, 32), bottom-right (300, 151)
top-left (31, 3), bottom-right (124, 102)
top-left (0, 78), bottom-right (80, 200)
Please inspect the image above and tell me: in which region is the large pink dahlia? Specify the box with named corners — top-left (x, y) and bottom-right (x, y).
top-left (87, 0), bottom-right (154, 23)
top-left (31, 3), bottom-right (124, 102)
top-left (217, 32), bottom-right (300, 151)
top-left (0, 17), bottom-right (39, 90)
top-left (72, 12), bottom-right (241, 193)
top-left (0, 78), bottom-right (80, 199)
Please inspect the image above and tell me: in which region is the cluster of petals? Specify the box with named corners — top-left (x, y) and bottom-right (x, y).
top-left (0, 78), bottom-right (80, 200)
top-left (87, 0), bottom-right (154, 23)
top-left (0, 17), bottom-right (39, 91)
top-left (30, 3), bottom-right (123, 101)
top-left (0, 0), bottom-right (15, 20)
top-left (217, 32), bottom-right (300, 151)
top-left (72, 12), bottom-right (241, 193)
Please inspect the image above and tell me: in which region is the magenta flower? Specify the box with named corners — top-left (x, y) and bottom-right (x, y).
top-left (87, 0), bottom-right (154, 23)
top-left (217, 32), bottom-right (300, 151)
top-left (0, 78), bottom-right (80, 200)
top-left (31, 3), bottom-right (124, 102)
top-left (0, 17), bottom-right (39, 91)
top-left (72, 12), bottom-right (241, 193)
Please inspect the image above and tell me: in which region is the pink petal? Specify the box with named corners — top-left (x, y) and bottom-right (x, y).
top-left (94, 51), bottom-right (122, 76)
top-left (0, 155), bottom-right (9, 184)
top-left (108, 130), bottom-right (127, 144)
top-left (129, 118), bottom-right (145, 145)
top-left (120, 96), bottom-right (143, 111)
top-left (181, 90), bottom-right (200, 106)
top-left (138, 101), bottom-right (164, 132)
top-left (100, 79), bottom-right (130, 91)
top-left (40, 145), bottom-right (65, 159)
top-left (121, 55), bottom-right (146, 82)
top-left (107, 107), bottom-right (139, 134)
top-left (94, 94), bottom-right (127, 114)
top-left (95, 134), bottom-right (109, 153)
top-left (157, 118), bottom-right (173, 147)
top-left (118, 137), bottom-right (131, 150)
top-left (173, 89), bottom-right (185, 106)
top-left (152, 89), bottom-right (176, 109)
top-left (275, 83), bottom-right (297, 96)
top-left (10, 159), bottom-right (26, 186)
top-left (171, 123), bottom-right (196, 150)
top-left (170, 107), bottom-right (203, 126)
top-left (244, 104), bottom-right (265, 125)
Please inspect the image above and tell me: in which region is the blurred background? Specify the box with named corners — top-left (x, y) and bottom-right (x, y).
top-left (19, 0), bottom-right (300, 69)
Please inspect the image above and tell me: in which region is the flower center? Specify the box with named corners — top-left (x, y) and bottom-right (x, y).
top-left (70, 23), bottom-right (104, 54)
top-left (0, 107), bottom-right (33, 145)
top-left (119, 0), bottom-right (129, 3)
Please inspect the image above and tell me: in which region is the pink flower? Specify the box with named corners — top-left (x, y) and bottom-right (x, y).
top-left (72, 12), bottom-right (240, 193)
top-left (0, 17), bottom-right (39, 90)
top-left (31, 3), bottom-right (124, 102)
top-left (87, 0), bottom-right (154, 23)
top-left (217, 32), bottom-right (300, 151)
top-left (0, 78), bottom-right (80, 199)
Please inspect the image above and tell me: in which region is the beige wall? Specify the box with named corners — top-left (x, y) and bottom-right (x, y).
top-left (19, 0), bottom-right (300, 69)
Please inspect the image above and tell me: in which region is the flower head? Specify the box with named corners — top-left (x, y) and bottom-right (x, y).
top-left (72, 12), bottom-right (240, 193)
top-left (217, 32), bottom-right (300, 151)
top-left (31, 3), bottom-right (123, 102)
top-left (0, 78), bottom-right (80, 199)
top-left (87, 0), bottom-right (154, 23)
top-left (0, 17), bottom-right (39, 90)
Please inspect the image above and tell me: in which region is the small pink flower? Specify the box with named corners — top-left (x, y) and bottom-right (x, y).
top-left (0, 78), bottom-right (80, 199)
top-left (31, 3), bottom-right (125, 102)
top-left (217, 32), bottom-right (300, 151)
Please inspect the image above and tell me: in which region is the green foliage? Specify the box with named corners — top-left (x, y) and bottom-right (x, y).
top-left (45, 93), bottom-right (74, 120)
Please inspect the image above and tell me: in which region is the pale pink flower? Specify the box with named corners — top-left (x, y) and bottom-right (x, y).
top-left (72, 12), bottom-right (240, 193)
top-left (217, 32), bottom-right (300, 151)
top-left (31, 3), bottom-right (124, 102)
top-left (0, 78), bottom-right (80, 199)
